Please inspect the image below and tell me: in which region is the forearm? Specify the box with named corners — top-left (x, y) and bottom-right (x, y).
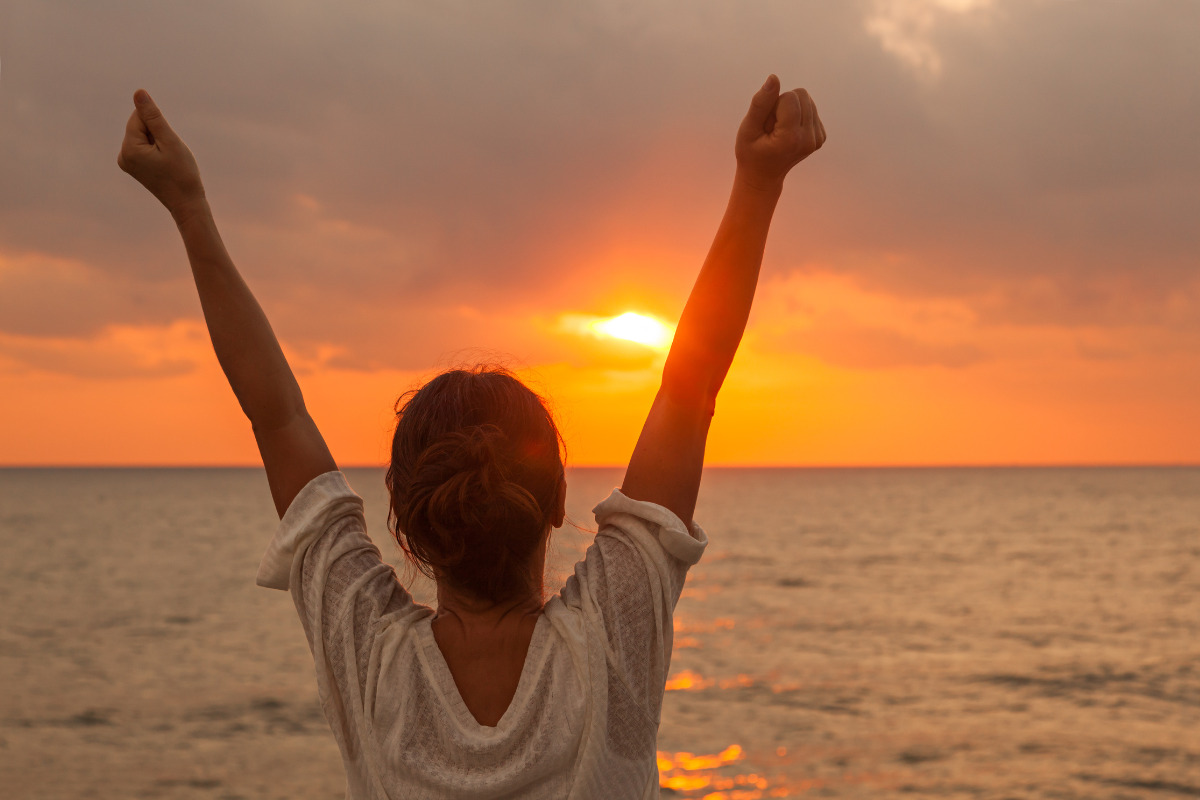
top-left (620, 77), bottom-right (822, 524)
top-left (173, 197), bottom-right (306, 430)
top-left (661, 168), bottom-right (782, 407)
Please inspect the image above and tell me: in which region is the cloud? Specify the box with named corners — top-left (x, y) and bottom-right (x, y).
top-left (1, 0), bottom-right (1198, 374)
top-left (753, 270), bottom-right (988, 369)
top-left (793, 318), bottom-right (986, 370)
top-left (0, 249), bottom-right (194, 337)
top-left (864, 0), bottom-right (995, 77)
top-left (0, 320), bottom-right (210, 379)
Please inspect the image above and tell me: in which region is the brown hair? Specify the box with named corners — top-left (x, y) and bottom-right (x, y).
top-left (386, 366), bottom-right (565, 604)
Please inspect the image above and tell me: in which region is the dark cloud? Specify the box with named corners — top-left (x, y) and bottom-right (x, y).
top-left (1, 0), bottom-right (1197, 367)
top-left (0, 251), bottom-right (194, 337)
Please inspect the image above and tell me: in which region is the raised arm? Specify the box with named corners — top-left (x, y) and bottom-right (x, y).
top-left (621, 75), bottom-right (826, 526)
top-left (117, 90), bottom-right (336, 516)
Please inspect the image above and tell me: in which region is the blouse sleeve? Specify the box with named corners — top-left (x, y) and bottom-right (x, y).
top-left (256, 471), bottom-right (416, 760)
top-left (559, 489), bottom-right (708, 735)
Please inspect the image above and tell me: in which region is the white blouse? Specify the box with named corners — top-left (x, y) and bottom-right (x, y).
top-left (257, 471), bottom-right (707, 799)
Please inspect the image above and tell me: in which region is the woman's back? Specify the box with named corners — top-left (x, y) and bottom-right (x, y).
top-left (257, 472), bottom-right (706, 798)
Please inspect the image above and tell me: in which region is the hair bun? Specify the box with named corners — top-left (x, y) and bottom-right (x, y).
top-left (456, 424), bottom-right (505, 474)
top-left (396, 423), bottom-right (549, 598)
top-left (422, 424), bottom-right (515, 513)
top-left (386, 366), bottom-right (566, 603)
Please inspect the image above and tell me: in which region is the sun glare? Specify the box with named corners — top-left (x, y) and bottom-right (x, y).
top-left (590, 312), bottom-right (675, 350)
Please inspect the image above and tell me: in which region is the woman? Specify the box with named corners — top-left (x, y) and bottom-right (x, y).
top-left (118, 74), bottom-right (824, 798)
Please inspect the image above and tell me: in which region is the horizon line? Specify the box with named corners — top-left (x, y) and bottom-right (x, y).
top-left (3, 462), bottom-right (1199, 470)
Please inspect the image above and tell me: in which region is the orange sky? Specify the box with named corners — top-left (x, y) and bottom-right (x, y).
top-left (2, 1), bottom-right (1199, 466)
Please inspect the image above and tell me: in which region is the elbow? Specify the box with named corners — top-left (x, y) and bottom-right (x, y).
top-left (243, 395), bottom-right (308, 434)
top-left (660, 361), bottom-right (720, 416)
top-left (660, 331), bottom-right (734, 414)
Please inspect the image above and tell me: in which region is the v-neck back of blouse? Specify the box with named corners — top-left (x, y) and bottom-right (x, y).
top-left (415, 612), bottom-right (553, 732)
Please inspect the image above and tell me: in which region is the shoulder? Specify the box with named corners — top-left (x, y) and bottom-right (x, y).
top-left (593, 488), bottom-right (708, 567)
top-left (284, 471), bottom-right (363, 518)
top-left (257, 470), bottom-right (367, 590)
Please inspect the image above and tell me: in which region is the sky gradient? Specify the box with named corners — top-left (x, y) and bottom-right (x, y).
top-left (2, 0), bottom-right (1198, 466)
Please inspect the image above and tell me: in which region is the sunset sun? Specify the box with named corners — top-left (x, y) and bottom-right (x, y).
top-left (590, 312), bottom-right (675, 350)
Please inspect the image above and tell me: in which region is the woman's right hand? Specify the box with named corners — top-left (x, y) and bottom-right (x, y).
top-left (117, 90), bottom-right (207, 222)
top-left (734, 75), bottom-right (826, 192)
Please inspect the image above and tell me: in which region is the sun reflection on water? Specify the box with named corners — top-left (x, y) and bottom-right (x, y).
top-left (664, 670), bottom-right (775, 692)
top-left (657, 744), bottom-right (820, 798)
top-left (674, 617), bottom-right (737, 634)
top-left (657, 741), bottom-right (909, 798)
top-left (665, 669), bottom-right (714, 691)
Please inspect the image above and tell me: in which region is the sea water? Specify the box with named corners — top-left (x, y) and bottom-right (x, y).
top-left (1, 467), bottom-right (1198, 798)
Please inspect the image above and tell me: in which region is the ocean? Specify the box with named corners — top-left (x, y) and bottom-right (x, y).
top-left (1, 466), bottom-right (1198, 798)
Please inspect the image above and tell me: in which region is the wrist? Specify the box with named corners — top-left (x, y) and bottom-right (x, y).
top-left (733, 167), bottom-right (785, 197)
top-left (170, 192), bottom-right (211, 228)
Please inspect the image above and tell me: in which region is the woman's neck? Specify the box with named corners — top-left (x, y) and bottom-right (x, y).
top-left (433, 532), bottom-right (550, 627)
top-left (434, 585), bottom-right (545, 629)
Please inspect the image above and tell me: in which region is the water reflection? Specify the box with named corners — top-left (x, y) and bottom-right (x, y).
top-left (658, 744), bottom-right (812, 798)
top-left (664, 670), bottom-right (781, 692)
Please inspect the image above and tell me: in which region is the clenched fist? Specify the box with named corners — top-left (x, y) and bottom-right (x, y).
top-left (735, 75), bottom-right (826, 191)
top-left (117, 90), bottom-right (205, 220)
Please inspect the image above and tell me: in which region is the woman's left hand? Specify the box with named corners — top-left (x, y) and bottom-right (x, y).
top-left (117, 90), bottom-right (206, 222)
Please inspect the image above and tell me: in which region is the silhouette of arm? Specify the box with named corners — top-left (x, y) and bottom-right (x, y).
top-left (118, 90), bottom-right (335, 517)
top-left (621, 76), bottom-right (825, 528)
